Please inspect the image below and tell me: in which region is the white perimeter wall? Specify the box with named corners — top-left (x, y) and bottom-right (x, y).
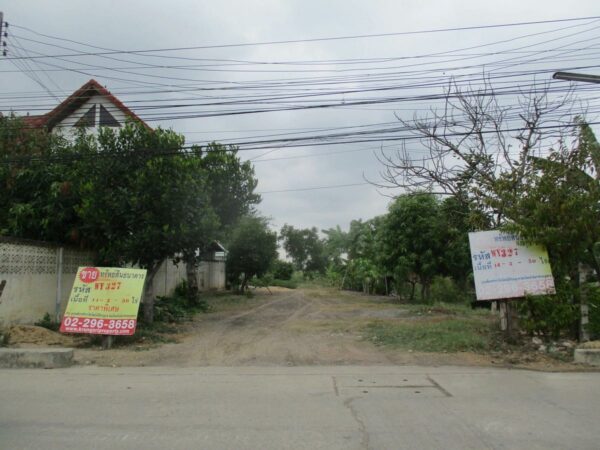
top-left (0, 239), bottom-right (226, 325)
top-left (0, 239), bottom-right (95, 325)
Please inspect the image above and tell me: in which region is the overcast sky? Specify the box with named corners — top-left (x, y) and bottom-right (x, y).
top-left (1, 1), bottom-right (599, 234)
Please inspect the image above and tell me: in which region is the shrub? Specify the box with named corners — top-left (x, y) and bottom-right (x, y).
top-left (34, 313), bottom-right (60, 331)
top-left (153, 296), bottom-right (189, 323)
top-left (517, 289), bottom-right (578, 339)
top-left (271, 260), bottom-right (294, 280)
top-left (153, 280), bottom-right (209, 323)
top-left (585, 285), bottom-right (600, 339)
top-left (270, 279), bottom-right (298, 289)
top-left (429, 276), bottom-right (472, 304)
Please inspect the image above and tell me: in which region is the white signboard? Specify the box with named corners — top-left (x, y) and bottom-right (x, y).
top-left (469, 230), bottom-right (555, 300)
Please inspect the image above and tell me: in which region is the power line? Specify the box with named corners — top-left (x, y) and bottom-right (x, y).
top-left (5, 15), bottom-right (600, 60)
top-left (9, 17), bottom-right (600, 72)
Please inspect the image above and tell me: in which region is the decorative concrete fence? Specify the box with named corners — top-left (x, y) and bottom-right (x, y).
top-left (0, 237), bottom-right (226, 326)
top-left (0, 237), bottom-right (94, 325)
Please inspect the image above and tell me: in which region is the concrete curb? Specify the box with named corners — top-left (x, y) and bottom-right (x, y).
top-left (574, 348), bottom-right (600, 367)
top-left (0, 348), bottom-right (74, 369)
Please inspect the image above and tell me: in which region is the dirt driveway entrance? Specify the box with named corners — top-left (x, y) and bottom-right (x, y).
top-left (76, 287), bottom-right (392, 367)
top-left (73, 287), bottom-right (584, 370)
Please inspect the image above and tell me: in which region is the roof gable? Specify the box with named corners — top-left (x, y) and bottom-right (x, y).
top-left (24, 79), bottom-right (150, 131)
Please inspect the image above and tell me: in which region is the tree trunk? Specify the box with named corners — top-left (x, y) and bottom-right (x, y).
top-left (184, 253), bottom-right (199, 304)
top-left (142, 263), bottom-right (160, 324)
top-left (409, 281), bottom-right (416, 302)
top-left (421, 281), bottom-right (431, 303)
top-left (240, 274), bottom-right (249, 294)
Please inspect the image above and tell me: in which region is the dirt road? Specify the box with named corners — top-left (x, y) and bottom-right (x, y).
top-left (73, 287), bottom-right (582, 370)
top-left (76, 287), bottom-right (394, 367)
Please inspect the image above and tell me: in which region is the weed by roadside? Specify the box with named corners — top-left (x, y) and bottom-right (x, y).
top-left (34, 313), bottom-right (60, 332)
top-left (403, 302), bottom-right (490, 316)
top-left (115, 321), bottom-right (179, 347)
top-left (203, 291), bottom-right (262, 312)
top-left (78, 321), bottom-right (180, 349)
top-left (364, 317), bottom-right (493, 352)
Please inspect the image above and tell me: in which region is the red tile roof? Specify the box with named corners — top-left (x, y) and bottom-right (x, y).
top-left (23, 79), bottom-right (150, 130)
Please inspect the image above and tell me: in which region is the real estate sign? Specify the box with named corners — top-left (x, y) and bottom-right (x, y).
top-left (468, 231), bottom-right (555, 301)
top-left (60, 267), bottom-right (147, 335)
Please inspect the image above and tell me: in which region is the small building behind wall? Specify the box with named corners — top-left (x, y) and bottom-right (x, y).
top-left (198, 242), bottom-right (227, 291)
top-left (152, 243), bottom-right (227, 297)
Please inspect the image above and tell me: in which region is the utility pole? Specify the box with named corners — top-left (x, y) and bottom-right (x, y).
top-left (0, 12), bottom-right (6, 57)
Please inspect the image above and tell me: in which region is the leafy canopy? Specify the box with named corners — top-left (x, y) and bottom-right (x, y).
top-left (227, 216), bottom-right (278, 292)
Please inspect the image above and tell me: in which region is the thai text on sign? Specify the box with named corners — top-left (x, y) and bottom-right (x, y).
top-left (60, 267), bottom-right (147, 335)
top-left (468, 231), bottom-right (555, 301)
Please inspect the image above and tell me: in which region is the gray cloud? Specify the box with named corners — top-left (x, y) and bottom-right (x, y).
top-left (2, 0), bottom-right (599, 235)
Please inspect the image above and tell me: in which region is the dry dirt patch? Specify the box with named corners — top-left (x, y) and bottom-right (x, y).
top-left (6, 325), bottom-right (86, 347)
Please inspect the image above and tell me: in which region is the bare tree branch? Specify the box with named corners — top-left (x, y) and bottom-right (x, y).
top-left (373, 78), bottom-right (578, 225)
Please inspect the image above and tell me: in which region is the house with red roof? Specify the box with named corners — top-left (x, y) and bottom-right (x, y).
top-left (23, 79), bottom-right (150, 140)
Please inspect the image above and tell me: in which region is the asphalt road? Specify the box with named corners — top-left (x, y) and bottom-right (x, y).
top-left (1, 365), bottom-right (599, 449)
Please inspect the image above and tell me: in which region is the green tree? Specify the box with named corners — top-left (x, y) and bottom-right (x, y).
top-left (322, 225), bottom-right (349, 267)
top-left (438, 194), bottom-right (479, 288)
top-left (227, 216), bottom-right (278, 293)
top-left (380, 193), bottom-right (446, 301)
top-left (270, 259), bottom-right (295, 280)
top-left (505, 121), bottom-right (600, 280)
top-left (181, 143), bottom-right (261, 299)
top-left (73, 123), bottom-right (219, 322)
top-left (344, 218), bottom-right (386, 294)
top-left (201, 142), bottom-right (261, 233)
top-left (279, 225), bottom-right (328, 275)
top-left (0, 115), bottom-right (80, 242)
top-left (502, 121), bottom-right (600, 338)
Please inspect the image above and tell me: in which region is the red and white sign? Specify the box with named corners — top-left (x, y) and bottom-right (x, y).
top-left (60, 317), bottom-right (137, 335)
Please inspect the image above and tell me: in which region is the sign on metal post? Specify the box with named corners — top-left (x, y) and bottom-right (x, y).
top-left (469, 231), bottom-right (555, 301)
top-left (60, 267), bottom-right (147, 336)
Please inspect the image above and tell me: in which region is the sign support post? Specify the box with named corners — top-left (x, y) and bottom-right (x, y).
top-left (102, 336), bottom-right (114, 350)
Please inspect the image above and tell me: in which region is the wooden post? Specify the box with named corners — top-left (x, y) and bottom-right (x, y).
top-left (499, 300), bottom-right (516, 339)
top-left (506, 301), bottom-right (513, 337)
top-left (102, 336), bottom-right (114, 350)
top-left (499, 301), bottom-right (508, 332)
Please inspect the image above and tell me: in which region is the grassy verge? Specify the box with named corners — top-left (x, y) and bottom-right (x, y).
top-left (269, 279), bottom-right (298, 289)
top-left (203, 291), bottom-right (263, 312)
top-left (402, 302), bottom-right (490, 316)
top-left (364, 317), bottom-right (493, 352)
top-left (115, 321), bottom-right (180, 347)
